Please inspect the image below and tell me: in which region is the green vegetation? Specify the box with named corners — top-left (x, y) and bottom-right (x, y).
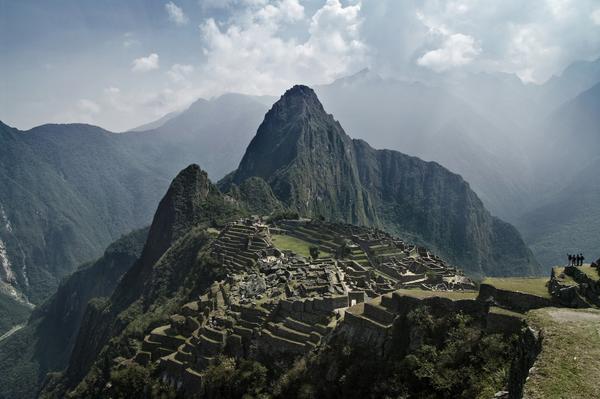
top-left (109, 364), bottom-right (176, 399)
top-left (579, 265), bottom-right (599, 281)
top-left (482, 277), bottom-right (551, 298)
top-left (524, 308), bottom-right (600, 399)
top-left (271, 234), bottom-right (314, 258)
top-left (0, 293), bottom-right (30, 336)
top-left (0, 228), bottom-right (148, 399)
top-left (203, 357), bottom-right (268, 398)
top-left (0, 122), bottom-right (172, 305)
top-left (276, 307), bottom-right (515, 398)
top-left (552, 267), bottom-right (578, 286)
top-left (267, 210), bottom-right (300, 222)
top-left (309, 245), bottom-right (320, 259)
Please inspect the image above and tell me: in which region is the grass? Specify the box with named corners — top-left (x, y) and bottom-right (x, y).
top-left (552, 267), bottom-right (578, 286)
top-left (524, 308), bottom-right (600, 399)
top-left (579, 265), bottom-right (599, 281)
top-left (395, 288), bottom-right (478, 301)
top-left (488, 306), bottom-right (525, 319)
top-left (482, 277), bottom-right (551, 298)
top-left (271, 234), bottom-right (316, 258)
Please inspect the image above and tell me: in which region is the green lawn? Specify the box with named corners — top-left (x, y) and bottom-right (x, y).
top-left (524, 308), bottom-right (600, 399)
top-left (271, 234), bottom-right (317, 258)
top-left (482, 277), bottom-right (551, 298)
top-left (579, 265), bottom-right (599, 281)
top-left (552, 267), bottom-right (578, 286)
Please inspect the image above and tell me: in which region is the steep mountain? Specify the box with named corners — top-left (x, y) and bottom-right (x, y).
top-left (519, 156), bottom-right (600, 267)
top-left (534, 81), bottom-right (600, 181)
top-left (538, 57), bottom-right (600, 108)
top-left (0, 228), bottom-right (147, 399)
top-left (0, 121), bottom-right (171, 308)
top-left (128, 110), bottom-right (181, 132)
top-left (226, 176), bottom-right (286, 215)
top-left (0, 93), bottom-right (268, 310)
top-left (314, 72), bottom-right (534, 220)
top-left (517, 82), bottom-right (600, 267)
top-left (59, 165), bottom-right (243, 390)
top-left (0, 292), bottom-right (30, 337)
top-left (39, 159), bottom-right (520, 399)
top-left (223, 85), bottom-right (540, 277)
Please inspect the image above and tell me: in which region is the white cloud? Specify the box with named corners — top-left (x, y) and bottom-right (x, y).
top-left (131, 53), bottom-right (159, 72)
top-left (165, 2), bottom-right (188, 26)
top-left (103, 87), bottom-right (134, 113)
top-left (167, 64), bottom-right (194, 83)
top-left (592, 8), bottom-right (600, 25)
top-left (122, 32), bottom-right (140, 47)
top-left (195, 0), bottom-right (367, 96)
top-left (506, 24), bottom-right (560, 82)
top-left (77, 99), bottom-right (101, 114)
top-left (547, 0), bottom-right (573, 20)
top-left (417, 33), bottom-right (480, 71)
top-left (403, 0), bottom-right (600, 83)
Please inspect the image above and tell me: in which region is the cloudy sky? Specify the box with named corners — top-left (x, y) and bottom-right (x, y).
top-left (1, 0), bottom-right (600, 132)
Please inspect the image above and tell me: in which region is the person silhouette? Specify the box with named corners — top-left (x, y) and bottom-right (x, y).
top-left (580, 253), bottom-right (585, 266)
top-left (568, 254), bottom-right (572, 266)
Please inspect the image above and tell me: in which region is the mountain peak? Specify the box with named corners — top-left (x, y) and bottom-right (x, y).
top-left (272, 84), bottom-right (326, 116)
top-left (227, 85), bottom-right (345, 189)
top-left (140, 163), bottom-right (213, 266)
top-left (284, 84), bottom-right (317, 97)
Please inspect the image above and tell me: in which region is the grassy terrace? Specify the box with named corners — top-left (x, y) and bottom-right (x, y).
top-left (272, 234), bottom-right (328, 258)
top-left (524, 308), bottom-right (600, 399)
top-left (395, 288), bottom-right (478, 301)
top-left (579, 265), bottom-right (599, 281)
top-left (482, 277), bottom-right (551, 298)
top-left (552, 265), bottom-right (599, 285)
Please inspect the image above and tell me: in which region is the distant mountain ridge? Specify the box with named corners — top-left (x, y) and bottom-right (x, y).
top-left (0, 121), bottom-right (173, 311)
top-left (518, 82), bottom-right (600, 266)
top-left (223, 85), bottom-right (540, 277)
top-left (0, 93), bottom-right (269, 311)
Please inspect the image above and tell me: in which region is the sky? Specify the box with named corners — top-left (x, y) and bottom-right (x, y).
top-left (1, 0), bottom-right (600, 132)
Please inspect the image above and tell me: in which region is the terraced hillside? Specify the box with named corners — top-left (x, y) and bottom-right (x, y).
top-left (37, 164), bottom-right (600, 399)
top-left (121, 217), bottom-right (477, 394)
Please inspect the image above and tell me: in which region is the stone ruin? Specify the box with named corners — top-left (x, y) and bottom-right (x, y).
top-left (125, 218), bottom-right (476, 394)
top-left (549, 265), bottom-right (600, 308)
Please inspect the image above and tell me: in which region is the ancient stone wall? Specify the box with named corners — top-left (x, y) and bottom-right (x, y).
top-left (478, 284), bottom-right (555, 312)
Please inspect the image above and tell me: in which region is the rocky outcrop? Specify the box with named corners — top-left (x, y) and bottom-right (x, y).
top-left (549, 266), bottom-right (600, 307)
top-left (222, 85), bottom-right (540, 277)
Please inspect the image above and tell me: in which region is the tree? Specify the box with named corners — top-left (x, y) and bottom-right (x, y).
top-left (309, 246), bottom-right (320, 260)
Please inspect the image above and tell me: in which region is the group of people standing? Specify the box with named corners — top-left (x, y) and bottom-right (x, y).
top-left (567, 253), bottom-right (585, 266)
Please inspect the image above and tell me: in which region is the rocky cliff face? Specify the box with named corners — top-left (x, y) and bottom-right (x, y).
top-left (223, 86), bottom-right (540, 276)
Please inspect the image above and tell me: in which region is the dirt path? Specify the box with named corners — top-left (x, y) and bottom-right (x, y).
top-left (0, 323), bottom-right (24, 342)
top-left (547, 308), bottom-right (600, 323)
